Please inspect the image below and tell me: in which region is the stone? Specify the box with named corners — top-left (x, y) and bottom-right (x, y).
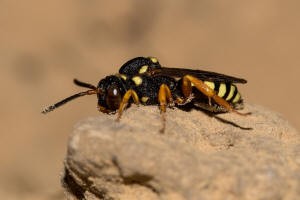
top-left (62, 103), bottom-right (300, 200)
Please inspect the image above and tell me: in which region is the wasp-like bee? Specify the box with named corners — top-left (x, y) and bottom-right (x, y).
top-left (42, 57), bottom-right (250, 132)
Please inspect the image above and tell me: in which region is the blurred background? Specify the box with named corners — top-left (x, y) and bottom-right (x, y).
top-left (1, 0), bottom-right (299, 199)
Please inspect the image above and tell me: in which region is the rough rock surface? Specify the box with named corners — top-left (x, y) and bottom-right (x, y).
top-left (62, 103), bottom-right (300, 200)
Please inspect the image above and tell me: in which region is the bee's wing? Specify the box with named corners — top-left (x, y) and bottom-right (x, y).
top-left (150, 67), bottom-right (247, 84)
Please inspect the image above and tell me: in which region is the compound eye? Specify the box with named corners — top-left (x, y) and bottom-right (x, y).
top-left (106, 84), bottom-right (122, 111)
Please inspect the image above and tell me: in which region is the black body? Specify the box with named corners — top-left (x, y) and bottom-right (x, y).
top-left (96, 57), bottom-right (245, 113)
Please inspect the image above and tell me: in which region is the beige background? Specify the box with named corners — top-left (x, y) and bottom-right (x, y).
top-left (1, 0), bottom-right (299, 199)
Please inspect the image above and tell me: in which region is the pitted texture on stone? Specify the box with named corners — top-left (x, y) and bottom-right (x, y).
top-left (63, 103), bottom-right (300, 200)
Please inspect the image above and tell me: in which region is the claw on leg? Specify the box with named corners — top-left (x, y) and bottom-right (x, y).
top-left (117, 89), bottom-right (139, 120)
top-left (158, 84), bottom-right (173, 133)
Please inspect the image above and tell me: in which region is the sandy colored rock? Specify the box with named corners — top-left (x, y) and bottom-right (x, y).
top-left (62, 103), bottom-right (300, 200)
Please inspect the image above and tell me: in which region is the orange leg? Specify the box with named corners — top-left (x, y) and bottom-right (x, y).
top-left (158, 84), bottom-right (174, 133)
top-left (175, 97), bottom-right (185, 104)
top-left (117, 90), bottom-right (140, 120)
top-left (182, 75), bottom-right (250, 116)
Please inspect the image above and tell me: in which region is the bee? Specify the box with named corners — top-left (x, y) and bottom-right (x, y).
top-left (42, 57), bottom-right (250, 132)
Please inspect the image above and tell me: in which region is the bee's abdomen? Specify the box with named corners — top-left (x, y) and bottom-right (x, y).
top-left (204, 81), bottom-right (241, 103)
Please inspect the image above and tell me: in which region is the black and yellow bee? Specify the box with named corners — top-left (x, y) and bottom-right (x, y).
top-left (42, 57), bottom-right (250, 132)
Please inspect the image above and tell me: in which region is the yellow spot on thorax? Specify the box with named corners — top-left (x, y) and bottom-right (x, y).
top-left (149, 57), bottom-right (158, 63)
top-left (232, 92), bottom-right (241, 103)
top-left (132, 76), bottom-right (143, 86)
top-left (120, 74), bottom-right (127, 80)
top-left (141, 97), bottom-right (149, 103)
top-left (139, 65), bottom-right (148, 74)
top-left (204, 81), bottom-right (215, 90)
top-left (218, 83), bottom-right (227, 97)
top-left (226, 85), bottom-right (235, 100)
top-left (115, 73), bottom-right (127, 80)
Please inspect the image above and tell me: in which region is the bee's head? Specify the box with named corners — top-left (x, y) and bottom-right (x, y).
top-left (96, 75), bottom-right (126, 113)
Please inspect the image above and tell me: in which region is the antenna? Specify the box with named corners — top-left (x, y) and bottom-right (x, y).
top-left (42, 79), bottom-right (100, 114)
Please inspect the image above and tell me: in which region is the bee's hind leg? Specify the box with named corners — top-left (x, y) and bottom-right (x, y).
top-left (181, 75), bottom-right (250, 116)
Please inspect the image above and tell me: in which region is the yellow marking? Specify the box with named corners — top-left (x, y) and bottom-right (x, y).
top-left (132, 76), bottom-right (143, 86)
top-left (120, 74), bottom-right (127, 80)
top-left (204, 81), bottom-right (215, 90)
top-left (141, 96), bottom-right (149, 103)
top-left (226, 85), bottom-right (235, 100)
top-left (139, 65), bottom-right (148, 74)
top-left (150, 57), bottom-right (158, 63)
top-left (191, 82), bottom-right (195, 87)
top-left (115, 73), bottom-right (127, 80)
top-left (232, 92), bottom-right (241, 103)
top-left (218, 83), bottom-right (226, 97)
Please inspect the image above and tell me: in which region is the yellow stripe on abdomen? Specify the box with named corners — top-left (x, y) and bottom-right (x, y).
top-left (217, 83), bottom-right (226, 97)
top-left (232, 92), bottom-right (241, 103)
top-left (226, 85), bottom-right (236, 100)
